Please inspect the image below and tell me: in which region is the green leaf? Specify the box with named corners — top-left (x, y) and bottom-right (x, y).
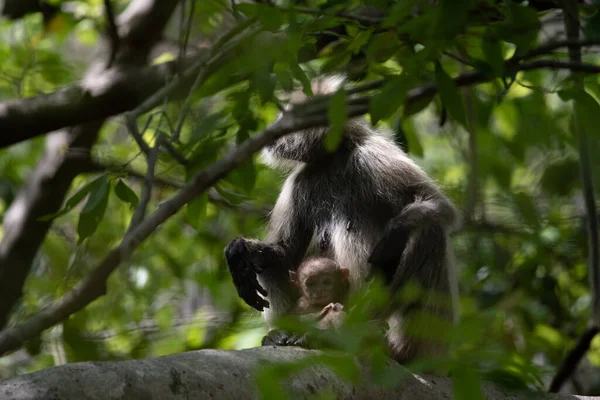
top-left (583, 8), bottom-right (600, 40)
top-left (253, 68), bottom-right (276, 104)
top-left (401, 119), bottom-right (424, 157)
top-left (369, 76), bottom-right (410, 125)
top-left (404, 92), bottom-right (435, 117)
top-left (492, 3), bottom-right (541, 51)
top-left (434, 0), bottom-right (470, 39)
top-left (383, 0), bottom-right (419, 28)
top-left (560, 87), bottom-right (600, 144)
top-left (325, 89), bottom-right (347, 152)
top-left (435, 63), bottom-right (469, 130)
top-left (39, 176), bottom-right (104, 221)
top-left (481, 35), bottom-right (505, 77)
top-left (513, 191), bottom-right (539, 228)
top-left (186, 193), bottom-right (208, 230)
top-left (365, 33), bottom-right (402, 63)
top-left (114, 179), bottom-right (139, 210)
top-left (572, 89), bottom-right (600, 137)
top-left (541, 158), bottom-right (580, 196)
top-left (222, 130), bottom-right (257, 194)
top-left (290, 64), bottom-right (313, 96)
top-left (321, 52), bottom-right (352, 74)
top-left (453, 366), bottom-right (485, 400)
top-left (186, 137), bottom-right (228, 180)
top-left (77, 175), bottom-right (110, 243)
top-left (348, 29), bottom-right (373, 55)
top-left (189, 111), bottom-right (226, 143)
top-left (236, 3), bottom-right (283, 31)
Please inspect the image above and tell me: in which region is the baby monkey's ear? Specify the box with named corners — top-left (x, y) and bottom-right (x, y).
top-left (289, 270), bottom-right (299, 286)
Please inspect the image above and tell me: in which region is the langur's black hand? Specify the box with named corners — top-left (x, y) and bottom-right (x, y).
top-left (368, 222), bottom-right (411, 285)
top-left (261, 329), bottom-right (309, 348)
top-left (225, 237), bottom-right (270, 311)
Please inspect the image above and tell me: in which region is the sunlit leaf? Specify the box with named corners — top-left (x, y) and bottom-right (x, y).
top-left (481, 35), bottom-right (505, 77)
top-left (434, 0), bottom-right (469, 39)
top-left (492, 3), bottom-right (541, 50)
top-left (77, 175), bottom-right (110, 243)
top-left (404, 92), bottom-right (435, 118)
top-left (370, 76), bottom-right (410, 125)
top-left (114, 179), bottom-right (139, 210)
top-left (583, 9), bottom-right (600, 40)
top-left (187, 193), bottom-right (208, 230)
top-left (435, 63), bottom-right (469, 130)
top-left (39, 176), bottom-right (104, 221)
top-left (541, 158), bottom-right (580, 196)
top-left (453, 366), bottom-right (485, 400)
top-left (325, 89), bottom-right (347, 151)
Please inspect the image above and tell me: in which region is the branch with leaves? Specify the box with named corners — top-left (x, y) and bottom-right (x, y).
top-left (0, 0), bottom-right (182, 330)
top-left (3, 44), bottom-right (600, 353)
top-left (0, 31), bottom-right (598, 150)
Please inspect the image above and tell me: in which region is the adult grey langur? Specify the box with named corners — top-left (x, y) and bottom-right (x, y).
top-left (225, 75), bottom-right (460, 362)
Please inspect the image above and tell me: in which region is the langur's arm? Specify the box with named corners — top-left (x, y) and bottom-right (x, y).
top-left (225, 182), bottom-right (312, 311)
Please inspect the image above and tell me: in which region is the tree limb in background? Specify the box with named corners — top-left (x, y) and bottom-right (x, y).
top-left (0, 0), bottom-right (182, 330)
top-left (82, 157), bottom-right (271, 216)
top-left (550, 325), bottom-right (600, 393)
top-left (548, 0), bottom-right (600, 393)
top-left (0, 55), bottom-right (589, 353)
top-left (0, 33), bottom-right (598, 150)
top-left (0, 60), bottom-right (181, 149)
top-left (103, 0), bottom-right (120, 68)
top-left (126, 139), bottom-right (160, 234)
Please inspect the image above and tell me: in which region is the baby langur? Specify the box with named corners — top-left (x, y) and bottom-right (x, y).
top-left (290, 256), bottom-right (350, 329)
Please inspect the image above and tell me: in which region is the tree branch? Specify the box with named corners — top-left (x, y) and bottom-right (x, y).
top-left (0, 60), bottom-right (180, 149)
top-left (3, 52), bottom-right (585, 352)
top-left (81, 158), bottom-right (270, 216)
top-left (0, 0), bottom-right (181, 330)
top-left (549, 325), bottom-right (600, 393)
top-left (0, 347), bottom-right (594, 400)
top-left (0, 28), bottom-right (599, 150)
top-left (103, 0), bottom-right (120, 68)
top-left (126, 140), bottom-right (160, 233)
top-left (0, 104), bottom-right (333, 354)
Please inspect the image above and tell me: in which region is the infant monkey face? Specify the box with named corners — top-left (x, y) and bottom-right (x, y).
top-left (304, 272), bottom-right (337, 306)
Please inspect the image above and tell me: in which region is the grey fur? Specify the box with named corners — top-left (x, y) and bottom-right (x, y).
top-left (229, 75), bottom-right (461, 362)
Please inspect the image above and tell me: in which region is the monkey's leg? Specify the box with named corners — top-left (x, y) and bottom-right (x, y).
top-left (369, 196), bottom-right (457, 287)
top-left (385, 223), bottom-right (454, 363)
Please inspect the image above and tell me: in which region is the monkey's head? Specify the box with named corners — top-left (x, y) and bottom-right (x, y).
top-left (261, 74), bottom-right (371, 171)
top-left (290, 256), bottom-right (350, 307)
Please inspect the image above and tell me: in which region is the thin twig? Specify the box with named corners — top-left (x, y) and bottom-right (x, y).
top-left (171, 19), bottom-right (260, 142)
top-left (126, 141), bottom-right (160, 234)
top-left (125, 113), bottom-right (151, 154)
top-left (103, 0), bottom-right (120, 68)
top-left (512, 38), bottom-right (600, 62)
top-left (549, 325), bottom-right (600, 392)
top-left (159, 134), bottom-right (189, 166)
top-left (274, 5), bottom-right (383, 25)
top-left (178, 0), bottom-right (196, 71)
top-left (82, 158), bottom-right (269, 215)
top-left (131, 18), bottom-right (258, 121)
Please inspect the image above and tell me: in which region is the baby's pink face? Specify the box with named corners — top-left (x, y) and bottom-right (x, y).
top-left (301, 270), bottom-right (338, 307)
